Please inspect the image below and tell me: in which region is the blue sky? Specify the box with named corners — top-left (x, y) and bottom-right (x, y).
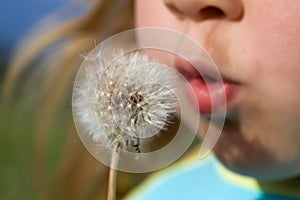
top-left (0, 0), bottom-right (70, 66)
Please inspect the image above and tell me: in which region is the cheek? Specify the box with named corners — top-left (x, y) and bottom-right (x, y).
top-left (245, 2), bottom-right (300, 113)
top-left (215, 1), bottom-right (300, 179)
top-left (135, 0), bottom-right (175, 29)
top-left (246, 6), bottom-right (300, 150)
top-left (134, 0), bottom-right (177, 60)
top-left (230, 1), bottom-right (300, 110)
top-left (246, 1), bottom-right (300, 76)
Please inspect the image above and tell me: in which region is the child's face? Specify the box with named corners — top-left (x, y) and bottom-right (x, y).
top-left (135, 0), bottom-right (300, 180)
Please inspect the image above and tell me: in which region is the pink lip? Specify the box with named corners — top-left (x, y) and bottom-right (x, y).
top-left (175, 58), bottom-right (237, 114)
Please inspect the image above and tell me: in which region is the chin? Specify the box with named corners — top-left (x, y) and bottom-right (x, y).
top-left (199, 116), bottom-right (300, 181)
top-left (218, 158), bottom-right (300, 181)
top-left (212, 138), bottom-right (300, 181)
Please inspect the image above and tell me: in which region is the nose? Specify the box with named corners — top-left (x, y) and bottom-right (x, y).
top-left (163, 0), bottom-right (243, 21)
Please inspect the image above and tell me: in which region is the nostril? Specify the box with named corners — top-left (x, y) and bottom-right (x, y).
top-left (165, 2), bottom-right (227, 21)
top-left (200, 6), bottom-right (225, 19)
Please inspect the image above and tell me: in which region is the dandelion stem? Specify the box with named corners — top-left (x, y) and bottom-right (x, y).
top-left (107, 145), bottom-right (119, 200)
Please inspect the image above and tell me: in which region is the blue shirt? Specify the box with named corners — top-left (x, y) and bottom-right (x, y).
top-left (126, 155), bottom-right (300, 200)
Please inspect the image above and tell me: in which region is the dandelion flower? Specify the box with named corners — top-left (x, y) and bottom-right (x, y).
top-left (72, 50), bottom-right (178, 153)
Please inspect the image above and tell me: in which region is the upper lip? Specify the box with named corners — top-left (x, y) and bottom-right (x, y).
top-left (174, 57), bottom-right (237, 84)
top-left (174, 57), bottom-right (222, 83)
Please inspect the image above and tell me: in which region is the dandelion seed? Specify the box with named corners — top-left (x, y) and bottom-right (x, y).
top-left (72, 50), bottom-right (178, 153)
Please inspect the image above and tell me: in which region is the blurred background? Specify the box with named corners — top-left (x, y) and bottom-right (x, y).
top-left (0, 0), bottom-right (71, 69)
top-left (0, 0), bottom-right (82, 199)
top-left (0, 1), bottom-right (200, 199)
top-left (0, 1), bottom-right (155, 199)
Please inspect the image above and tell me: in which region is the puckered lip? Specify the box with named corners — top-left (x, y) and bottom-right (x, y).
top-left (174, 57), bottom-right (228, 83)
top-left (174, 57), bottom-right (239, 114)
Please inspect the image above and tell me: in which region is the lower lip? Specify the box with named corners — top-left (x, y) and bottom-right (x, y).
top-left (186, 78), bottom-right (235, 114)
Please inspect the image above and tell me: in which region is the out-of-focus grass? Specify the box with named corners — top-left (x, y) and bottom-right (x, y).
top-left (0, 72), bottom-right (36, 199)
top-left (0, 67), bottom-right (71, 199)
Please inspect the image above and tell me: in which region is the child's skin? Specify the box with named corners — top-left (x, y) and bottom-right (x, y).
top-left (135, 0), bottom-right (300, 181)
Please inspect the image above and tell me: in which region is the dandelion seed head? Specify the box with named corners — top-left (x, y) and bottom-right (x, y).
top-left (73, 50), bottom-right (178, 152)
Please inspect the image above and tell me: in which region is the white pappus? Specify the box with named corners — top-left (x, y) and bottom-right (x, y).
top-left (72, 49), bottom-right (178, 153)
